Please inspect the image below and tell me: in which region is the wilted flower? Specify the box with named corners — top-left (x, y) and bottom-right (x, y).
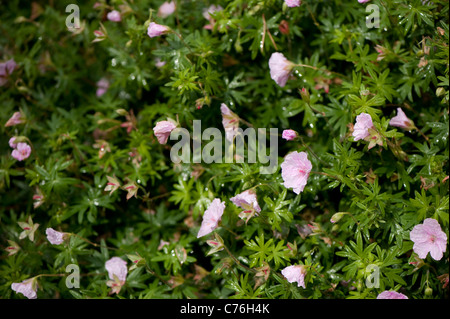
top-left (5, 111), bottom-right (25, 127)
top-left (281, 151), bottom-right (312, 194)
top-left (33, 188), bottom-right (45, 209)
top-left (96, 78), bottom-right (109, 97)
top-left (410, 218), bottom-right (447, 261)
top-left (0, 59), bottom-right (16, 86)
top-left (147, 22), bottom-right (170, 38)
top-left (18, 216), bottom-right (39, 242)
top-left (377, 290), bottom-right (408, 299)
top-left (268, 52), bottom-right (295, 87)
top-left (206, 233), bottom-right (225, 255)
top-left (158, 1), bottom-right (176, 18)
top-left (285, 0), bottom-right (301, 7)
top-left (197, 198), bottom-right (226, 238)
top-left (220, 103), bottom-right (240, 142)
top-left (107, 10), bottom-right (121, 22)
top-left (5, 240), bottom-right (20, 256)
top-left (127, 253), bottom-right (145, 271)
top-left (104, 175), bottom-right (121, 195)
top-left (389, 108), bottom-right (415, 130)
top-left (153, 120), bottom-right (177, 144)
top-left (122, 181), bottom-right (138, 200)
top-left (282, 129), bottom-right (297, 141)
top-left (352, 113), bottom-right (374, 141)
top-left (45, 228), bottom-right (67, 245)
top-left (230, 189), bottom-right (261, 223)
top-left (11, 277), bottom-right (38, 299)
top-left (281, 265), bottom-right (307, 288)
top-left (105, 257), bottom-right (128, 294)
top-left (374, 45), bottom-right (387, 61)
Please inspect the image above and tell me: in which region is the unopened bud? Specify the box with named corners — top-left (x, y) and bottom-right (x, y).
top-left (436, 87), bottom-right (445, 97)
top-left (330, 212), bottom-right (347, 224)
top-left (425, 287), bottom-right (433, 296)
top-left (300, 88), bottom-right (310, 104)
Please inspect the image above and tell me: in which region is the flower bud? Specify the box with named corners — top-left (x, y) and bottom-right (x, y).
top-left (300, 87), bottom-right (310, 104)
top-left (425, 287), bottom-right (433, 296)
top-left (330, 212), bottom-right (347, 224)
top-left (436, 87), bottom-right (445, 97)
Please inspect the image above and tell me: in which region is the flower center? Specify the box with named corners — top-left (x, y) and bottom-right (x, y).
top-left (429, 235), bottom-right (436, 243)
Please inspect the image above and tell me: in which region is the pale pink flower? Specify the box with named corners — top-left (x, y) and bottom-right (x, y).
top-left (45, 228), bottom-right (66, 245)
top-left (147, 22), bottom-right (170, 38)
top-left (105, 257), bottom-right (127, 294)
top-left (377, 291), bottom-right (408, 299)
top-left (281, 151), bottom-right (312, 194)
top-left (269, 52), bottom-right (295, 87)
top-left (352, 113), bottom-right (373, 141)
top-left (0, 59), bottom-right (16, 86)
top-left (9, 137), bottom-right (17, 149)
top-left (230, 189), bottom-right (261, 222)
top-left (107, 10), bottom-right (121, 22)
top-left (158, 1), bottom-right (176, 18)
top-left (11, 278), bottom-right (37, 299)
top-left (96, 78), bottom-right (109, 97)
top-left (202, 5), bottom-right (223, 20)
top-left (220, 103), bottom-right (240, 142)
top-left (197, 198), bottom-right (225, 238)
top-left (153, 120), bottom-right (177, 144)
top-left (285, 0), bottom-right (301, 7)
top-left (358, 0), bottom-right (371, 3)
top-left (155, 57), bottom-right (166, 68)
top-left (12, 142), bottom-right (31, 161)
top-left (389, 108), bottom-right (415, 130)
top-left (281, 265), bottom-right (307, 288)
top-left (5, 111), bottom-right (25, 127)
top-left (282, 129), bottom-right (297, 141)
top-left (410, 218), bottom-right (447, 261)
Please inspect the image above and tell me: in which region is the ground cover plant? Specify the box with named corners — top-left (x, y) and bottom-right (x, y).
top-left (0, 0), bottom-right (448, 300)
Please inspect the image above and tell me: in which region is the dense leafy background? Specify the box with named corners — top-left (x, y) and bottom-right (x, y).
top-left (0, 0), bottom-right (448, 299)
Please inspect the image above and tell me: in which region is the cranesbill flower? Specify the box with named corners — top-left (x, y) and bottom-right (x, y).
top-left (285, 0), bottom-right (301, 7)
top-left (105, 257), bottom-right (128, 294)
top-left (12, 142), bottom-right (31, 161)
top-left (202, 4), bottom-right (223, 20)
top-left (220, 103), bottom-right (240, 142)
top-left (230, 189), bottom-right (261, 222)
top-left (410, 218), bottom-right (447, 261)
top-left (197, 198), bottom-right (226, 238)
top-left (11, 278), bottom-right (38, 299)
top-left (358, 0), bottom-right (371, 3)
top-left (158, 1), bottom-right (176, 18)
top-left (107, 10), bottom-right (121, 22)
top-left (352, 113), bottom-right (373, 141)
top-left (282, 129), bottom-right (297, 141)
top-left (389, 108), bottom-right (415, 130)
top-left (281, 265), bottom-right (307, 288)
top-left (281, 151), bottom-right (312, 194)
top-left (377, 291), bottom-right (408, 299)
top-left (147, 22), bottom-right (170, 38)
top-left (0, 59), bottom-right (16, 86)
top-left (153, 120), bottom-right (177, 144)
top-left (45, 228), bottom-right (66, 245)
top-left (5, 111), bottom-right (25, 127)
top-left (269, 52), bottom-right (295, 87)
top-left (96, 78), bottom-right (109, 97)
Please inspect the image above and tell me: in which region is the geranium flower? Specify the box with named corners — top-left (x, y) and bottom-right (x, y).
top-left (0, 59), bottom-right (16, 86)
top-left (230, 189), bottom-right (261, 222)
top-left (96, 78), bottom-right (109, 97)
top-left (158, 1), bottom-right (176, 18)
top-left (377, 291), bottom-right (408, 299)
top-left (5, 111), bottom-right (25, 127)
top-left (389, 108), bottom-right (415, 130)
top-left (220, 103), bottom-right (240, 142)
top-left (352, 113), bottom-right (374, 141)
top-left (105, 257), bottom-right (128, 294)
top-left (9, 137), bottom-right (17, 149)
top-left (282, 129), bottom-right (297, 141)
top-left (358, 0), bottom-right (371, 3)
top-left (281, 151), bottom-right (312, 194)
top-left (11, 278), bottom-right (38, 299)
top-left (281, 265), bottom-right (307, 288)
top-left (45, 228), bottom-right (67, 245)
top-left (12, 142), bottom-right (31, 161)
top-left (197, 198), bottom-right (226, 238)
top-left (268, 52), bottom-right (295, 87)
top-left (147, 22), bottom-right (170, 38)
top-left (153, 120), bottom-right (177, 144)
top-left (410, 218), bottom-right (447, 261)
top-left (285, 0), bottom-right (301, 7)
top-left (107, 10), bottom-right (121, 22)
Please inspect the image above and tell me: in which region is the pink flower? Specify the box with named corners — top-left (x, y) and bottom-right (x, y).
top-left (377, 291), bottom-right (408, 299)
top-left (107, 10), bottom-right (121, 22)
top-left (153, 120), bottom-right (177, 144)
top-left (281, 265), bottom-right (307, 288)
top-left (147, 22), bottom-right (170, 38)
top-left (352, 113), bottom-right (373, 141)
top-left (0, 59), bottom-right (16, 86)
top-left (105, 257), bottom-right (128, 294)
top-left (285, 0), bottom-right (301, 7)
top-left (269, 52), bottom-right (295, 87)
top-left (11, 142), bottom-right (31, 161)
top-left (158, 1), bottom-right (176, 18)
top-left (389, 108), bottom-right (415, 130)
top-left (155, 57), bottom-right (166, 68)
top-left (281, 151), bottom-right (312, 194)
top-left (282, 129), bottom-right (297, 141)
top-left (45, 228), bottom-right (66, 245)
top-left (230, 189), bottom-right (261, 222)
top-left (5, 111), bottom-right (25, 127)
top-left (220, 103), bottom-right (240, 142)
top-left (11, 278), bottom-right (38, 299)
top-left (410, 218), bottom-right (447, 261)
top-left (9, 137), bottom-right (17, 148)
top-left (197, 198), bottom-right (225, 238)
top-left (96, 78), bottom-right (109, 97)
top-left (358, 0), bottom-right (371, 3)
top-left (202, 5), bottom-right (223, 20)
